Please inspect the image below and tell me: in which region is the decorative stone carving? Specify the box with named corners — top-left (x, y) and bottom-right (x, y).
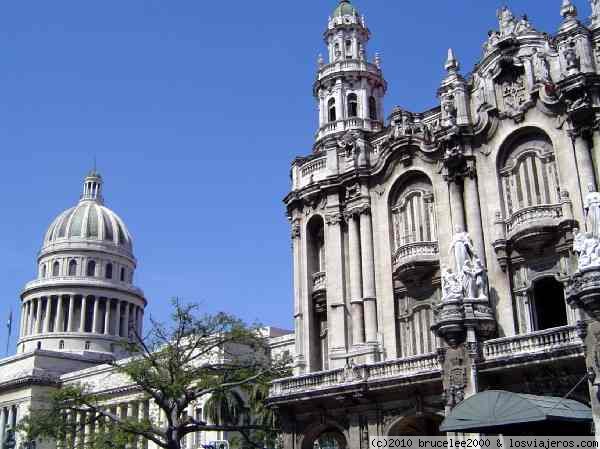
top-left (441, 266), bottom-right (462, 301)
top-left (291, 224), bottom-right (301, 240)
top-left (585, 184), bottom-right (600, 239)
top-left (563, 41), bottom-right (581, 74)
top-left (441, 95), bottom-right (457, 128)
top-left (325, 213), bottom-right (343, 226)
top-left (483, 7), bottom-right (533, 53)
top-left (449, 227), bottom-right (476, 275)
top-left (592, 0), bottom-right (600, 27)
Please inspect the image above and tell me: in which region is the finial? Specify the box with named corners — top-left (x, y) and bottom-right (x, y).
top-left (317, 53), bottom-right (324, 68)
top-left (445, 48), bottom-right (460, 73)
top-left (561, 0), bottom-right (578, 20)
top-left (374, 52), bottom-right (381, 68)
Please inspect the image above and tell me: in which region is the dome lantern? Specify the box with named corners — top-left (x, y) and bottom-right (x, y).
top-left (81, 170), bottom-right (103, 203)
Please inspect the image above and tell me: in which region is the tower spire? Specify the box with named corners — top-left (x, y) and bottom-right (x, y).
top-left (445, 48), bottom-right (460, 74)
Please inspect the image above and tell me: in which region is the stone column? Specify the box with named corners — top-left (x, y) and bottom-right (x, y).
top-left (0, 407), bottom-right (6, 446)
top-left (80, 296), bottom-right (88, 332)
top-left (92, 297), bottom-right (101, 333)
top-left (325, 212), bottom-right (347, 362)
top-left (592, 127), bottom-right (600, 186)
top-left (138, 401), bottom-right (147, 449)
top-left (42, 297), bottom-right (52, 333)
top-left (35, 298), bottom-right (43, 334)
top-left (448, 179), bottom-right (466, 232)
top-left (84, 411), bottom-right (93, 447)
top-left (347, 212), bottom-right (365, 345)
top-left (463, 171), bottom-right (486, 265)
top-left (291, 219), bottom-right (306, 373)
top-left (55, 296), bottom-right (64, 333)
top-left (28, 300), bottom-right (36, 335)
top-left (104, 299), bottom-right (112, 335)
top-left (21, 302), bottom-right (29, 337)
top-left (67, 295), bottom-right (75, 332)
top-left (114, 300), bottom-right (121, 337)
top-left (573, 131), bottom-right (597, 194)
top-left (123, 302), bottom-right (130, 340)
top-left (359, 207), bottom-right (378, 344)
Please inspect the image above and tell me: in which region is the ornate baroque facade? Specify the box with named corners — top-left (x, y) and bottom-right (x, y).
top-left (270, 0), bottom-right (600, 447)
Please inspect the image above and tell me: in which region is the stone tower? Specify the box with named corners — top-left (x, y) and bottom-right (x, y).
top-left (313, 0), bottom-right (387, 146)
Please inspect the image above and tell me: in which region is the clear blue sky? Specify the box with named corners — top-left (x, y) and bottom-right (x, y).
top-left (0, 0), bottom-right (590, 352)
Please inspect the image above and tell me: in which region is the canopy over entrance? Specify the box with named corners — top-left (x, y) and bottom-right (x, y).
top-left (440, 390), bottom-right (592, 433)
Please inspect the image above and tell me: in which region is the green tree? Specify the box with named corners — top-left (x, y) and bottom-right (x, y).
top-left (20, 299), bottom-right (291, 449)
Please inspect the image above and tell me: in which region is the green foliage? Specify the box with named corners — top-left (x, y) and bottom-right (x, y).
top-left (20, 299), bottom-right (292, 449)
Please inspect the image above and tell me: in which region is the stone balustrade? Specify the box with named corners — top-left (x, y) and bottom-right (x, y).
top-left (301, 157), bottom-right (327, 178)
top-left (504, 204), bottom-right (563, 235)
top-left (483, 325), bottom-right (581, 360)
top-left (317, 60), bottom-right (381, 81)
top-left (270, 353), bottom-right (440, 398)
top-left (312, 271), bottom-right (327, 292)
top-left (392, 241), bottom-right (439, 279)
top-left (23, 276), bottom-right (144, 297)
top-left (316, 118), bottom-right (382, 141)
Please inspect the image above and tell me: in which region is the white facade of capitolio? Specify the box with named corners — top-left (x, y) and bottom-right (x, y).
top-left (0, 172), bottom-right (294, 449)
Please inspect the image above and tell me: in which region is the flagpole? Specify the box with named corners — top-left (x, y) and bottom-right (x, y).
top-left (6, 308), bottom-right (12, 357)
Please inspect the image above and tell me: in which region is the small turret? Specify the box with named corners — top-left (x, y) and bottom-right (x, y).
top-left (81, 170), bottom-right (103, 203)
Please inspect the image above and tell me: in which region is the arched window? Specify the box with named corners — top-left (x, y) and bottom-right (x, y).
top-left (369, 96), bottom-right (377, 120)
top-left (328, 98), bottom-right (337, 122)
top-left (390, 174), bottom-right (437, 250)
top-left (59, 340), bottom-right (65, 350)
top-left (52, 261), bottom-right (60, 277)
top-left (37, 342), bottom-right (42, 350)
top-left (345, 39), bottom-right (353, 58)
top-left (86, 260), bottom-right (96, 277)
top-left (307, 216), bottom-right (327, 371)
top-left (120, 267), bottom-right (126, 282)
top-left (347, 93), bottom-right (358, 118)
top-left (41, 264), bottom-right (47, 278)
top-left (397, 304), bottom-right (436, 357)
top-left (68, 260), bottom-right (77, 276)
top-left (498, 131), bottom-right (558, 219)
top-left (105, 263), bottom-right (113, 279)
top-left (85, 341), bottom-right (91, 350)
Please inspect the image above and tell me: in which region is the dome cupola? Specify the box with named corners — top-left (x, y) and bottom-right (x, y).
top-left (18, 172), bottom-right (146, 359)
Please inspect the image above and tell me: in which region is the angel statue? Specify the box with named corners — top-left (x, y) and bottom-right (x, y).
top-left (441, 266), bottom-right (463, 301)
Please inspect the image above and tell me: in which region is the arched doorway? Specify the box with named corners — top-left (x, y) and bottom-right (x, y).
top-left (303, 428), bottom-right (347, 449)
top-left (531, 277), bottom-right (567, 330)
top-left (388, 415), bottom-right (443, 436)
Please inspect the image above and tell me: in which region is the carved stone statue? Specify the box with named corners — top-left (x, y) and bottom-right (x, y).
top-left (585, 184), bottom-right (600, 239)
top-left (593, 0), bottom-right (600, 23)
top-left (564, 42), bottom-right (580, 73)
top-left (462, 260), bottom-right (477, 299)
top-left (449, 227), bottom-right (476, 274)
top-left (532, 48), bottom-right (551, 83)
top-left (498, 7), bottom-right (517, 36)
top-left (574, 229), bottom-right (600, 270)
top-left (442, 266), bottom-right (463, 301)
top-left (441, 95), bottom-right (457, 128)
top-left (473, 257), bottom-right (489, 300)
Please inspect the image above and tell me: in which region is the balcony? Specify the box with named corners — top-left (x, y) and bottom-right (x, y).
top-left (294, 156), bottom-right (328, 190)
top-left (269, 352), bottom-right (441, 399)
top-left (482, 325), bottom-right (583, 366)
top-left (316, 60), bottom-right (382, 82)
top-left (312, 271), bottom-right (327, 303)
top-left (315, 118), bottom-right (382, 142)
top-left (392, 241), bottom-right (439, 281)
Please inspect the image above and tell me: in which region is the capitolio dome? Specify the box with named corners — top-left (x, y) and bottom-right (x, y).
top-left (42, 170), bottom-right (133, 255)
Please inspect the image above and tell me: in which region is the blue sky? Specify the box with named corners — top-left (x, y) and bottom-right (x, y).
top-left (0, 0), bottom-right (591, 352)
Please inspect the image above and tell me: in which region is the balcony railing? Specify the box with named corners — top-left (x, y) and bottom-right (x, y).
top-left (301, 157), bottom-right (327, 178)
top-left (317, 60), bottom-right (381, 81)
top-left (269, 352), bottom-right (440, 398)
top-left (312, 271), bottom-right (327, 292)
top-left (392, 241), bottom-right (439, 276)
top-left (505, 204), bottom-right (563, 235)
top-left (316, 118), bottom-right (382, 141)
top-left (483, 325), bottom-right (582, 361)
top-left (23, 277), bottom-right (144, 297)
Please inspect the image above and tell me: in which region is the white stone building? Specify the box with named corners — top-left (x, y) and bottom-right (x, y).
top-left (0, 172), bottom-right (294, 449)
top-left (270, 1), bottom-right (600, 447)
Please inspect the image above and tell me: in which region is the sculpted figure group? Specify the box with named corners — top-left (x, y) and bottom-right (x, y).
top-left (574, 185), bottom-right (600, 270)
top-left (442, 227), bottom-right (489, 301)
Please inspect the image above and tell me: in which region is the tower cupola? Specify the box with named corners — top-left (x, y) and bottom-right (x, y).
top-left (313, 0), bottom-right (387, 146)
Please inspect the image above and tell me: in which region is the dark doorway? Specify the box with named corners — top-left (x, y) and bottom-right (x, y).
top-left (532, 278), bottom-right (567, 331)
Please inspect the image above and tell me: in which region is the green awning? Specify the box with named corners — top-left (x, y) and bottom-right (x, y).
top-left (440, 390), bottom-right (592, 432)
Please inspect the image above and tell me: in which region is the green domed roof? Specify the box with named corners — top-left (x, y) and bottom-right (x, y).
top-left (333, 0), bottom-right (359, 17)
